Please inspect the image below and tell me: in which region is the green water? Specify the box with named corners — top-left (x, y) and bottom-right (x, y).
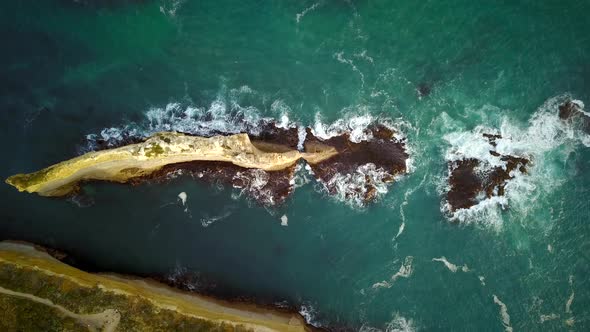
top-left (1, 1), bottom-right (590, 330)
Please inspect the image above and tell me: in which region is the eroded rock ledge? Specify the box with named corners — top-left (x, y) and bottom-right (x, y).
top-left (0, 241), bottom-right (314, 332)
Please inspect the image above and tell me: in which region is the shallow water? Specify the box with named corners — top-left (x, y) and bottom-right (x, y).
top-left (1, 0), bottom-right (590, 330)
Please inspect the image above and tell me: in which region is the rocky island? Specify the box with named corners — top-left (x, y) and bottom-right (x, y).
top-left (6, 131), bottom-right (336, 198)
top-left (6, 122), bottom-right (410, 206)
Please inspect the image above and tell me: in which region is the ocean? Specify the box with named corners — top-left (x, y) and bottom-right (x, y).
top-left (1, 0), bottom-right (589, 330)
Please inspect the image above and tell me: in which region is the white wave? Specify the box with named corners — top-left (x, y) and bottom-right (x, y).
top-left (442, 95), bottom-right (589, 227)
top-left (297, 125), bottom-right (307, 151)
top-left (296, 2), bottom-right (321, 24)
top-left (396, 173), bottom-right (427, 240)
top-left (280, 214), bottom-right (288, 226)
top-left (540, 313), bottom-right (559, 323)
top-left (321, 163), bottom-right (393, 208)
top-left (311, 113), bottom-right (371, 142)
top-left (291, 163), bottom-right (312, 189)
top-left (84, 88), bottom-right (273, 150)
top-left (372, 256), bottom-right (413, 289)
top-left (299, 303), bottom-right (320, 327)
top-left (493, 295), bottom-right (513, 332)
top-left (270, 100), bottom-right (296, 129)
top-left (232, 169), bottom-right (277, 206)
top-left (432, 257), bottom-right (469, 273)
top-left (385, 313), bottom-right (416, 332)
top-left (311, 112), bottom-right (407, 143)
top-left (479, 276), bottom-right (486, 286)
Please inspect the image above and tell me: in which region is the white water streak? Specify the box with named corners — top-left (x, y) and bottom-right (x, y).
top-left (334, 51), bottom-right (365, 88)
top-left (296, 2), bottom-right (320, 23)
top-left (493, 295), bottom-right (513, 332)
top-left (372, 256), bottom-right (413, 289)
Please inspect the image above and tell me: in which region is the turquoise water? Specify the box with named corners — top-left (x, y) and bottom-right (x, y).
top-left (1, 0), bottom-right (590, 330)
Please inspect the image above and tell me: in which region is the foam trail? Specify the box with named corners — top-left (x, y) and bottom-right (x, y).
top-left (566, 291), bottom-right (574, 314)
top-left (372, 256), bottom-right (413, 289)
top-left (493, 295), bottom-right (513, 332)
top-left (200, 211), bottom-right (231, 228)
top-left (540, 314), bottom-right (559, 323)
top-left (564, 275), bottom-right (575, 326)
top-left (396, 174), bottom-right (427, 240)
top-left (566, 275), bottom-right (574, 313)
top-left (334, 51), bottom-right (365, 88)
top-left (354, 50), bottom-right (374, 64)
top-left (296, 2), bottom-right (321, 23)
top-left (395, 222), bottom-right (405, 239)
top-left (432, 257), bottom-right (458, 273)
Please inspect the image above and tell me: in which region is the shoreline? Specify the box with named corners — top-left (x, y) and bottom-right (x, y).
top-left (0, 240), bottom-right (321, 331)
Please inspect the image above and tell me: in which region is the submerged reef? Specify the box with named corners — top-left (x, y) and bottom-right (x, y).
top-left (0, 241), bottom-right (314, 332)
top-left (6, 121), bottom-right (409, 206)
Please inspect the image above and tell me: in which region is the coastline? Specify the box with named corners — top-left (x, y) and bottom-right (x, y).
top-left (0, 241), bottom-right (318, 331)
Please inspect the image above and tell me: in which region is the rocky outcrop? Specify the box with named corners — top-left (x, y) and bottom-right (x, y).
top-left (304, 125), bottom-right (408, 204)
top-left (6, 132), bottom-right (336, 198)
top-left (7, 122), bottom-right (410, 206)
top-left (559, 100), bottom-right (589, 133)
top-left (0, 241), bottom-right (313, 332)
top-left (446, 134), bottom-right (529, 212)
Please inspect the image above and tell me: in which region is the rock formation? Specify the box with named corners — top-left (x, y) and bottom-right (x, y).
top-left (446, 134), bottom-right (529, 212)
top-left (6, 132), bottom-right (336, 198)
top-left (304, 124), bottom-right (408, 204)
top-left (559, 100), bottom-right (589, 133)
top-left (6, 122), bottom-right (410, 206)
